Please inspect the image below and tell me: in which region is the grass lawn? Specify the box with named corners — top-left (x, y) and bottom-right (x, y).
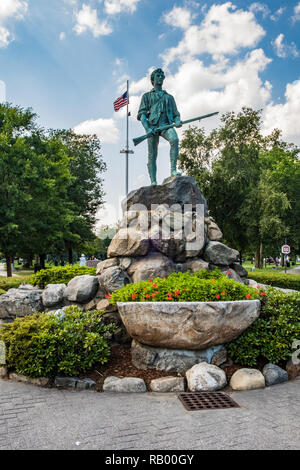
top-left (242, 261), bottom-right (298, 275)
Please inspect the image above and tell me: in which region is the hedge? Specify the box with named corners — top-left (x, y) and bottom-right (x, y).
top-left (0, 306), bottom-right (116, 378)
top-left (228, 289), bottom-right (300, 366)
top-left (110, 269), bottom-right (263, 303)
top-left (0, 276), bottom-right (32, 292)
top-left (248, 271), bottom-right (300, 291)
top-left (30, 265), bottom-right (97, 288)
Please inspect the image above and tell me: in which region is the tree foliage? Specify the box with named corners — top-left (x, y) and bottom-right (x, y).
top-left (179, 107), bottom-right (300, 265)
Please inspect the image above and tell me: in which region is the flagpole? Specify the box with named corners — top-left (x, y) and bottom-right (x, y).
top-left (126, 79), bottom-right (129, 196)
top-left (120, 79), bottom-right (134, 196)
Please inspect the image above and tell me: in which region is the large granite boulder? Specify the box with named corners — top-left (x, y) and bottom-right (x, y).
top-left (181, 259), bottom-right (209, 273)
top-left (127, 253), bottom-right (176, 283)
top-left (64, 275), bottom-right (99, 303)
top-left (204, 241), bottom-right (239, 266)
top-left (107, 228), bottom-right (149, 258)
top-left (0, 286), bottom-right (43, 320)
top-left (42, 284), bottom-right (66, 308)
top-left (118, 300), bottom-right (261, 350)
top-left (98, 266), bottom-right (130, 293)
top-left (122, 175), bottom-right (208, 215)
top-left (186, 362), bottom-right (227, 391)
top-left (131, 340), bottom-right (227, 374)
top-left (96, 258), bottom-right (119, 275)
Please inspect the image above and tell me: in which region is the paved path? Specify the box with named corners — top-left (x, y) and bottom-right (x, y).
top-left (287, 266), bottom-right (300, 275)
top-left (0, 378), bottom-right (299, 450)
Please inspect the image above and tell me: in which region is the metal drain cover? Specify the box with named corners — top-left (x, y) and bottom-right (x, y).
top-left (178, 392), bottom-right (240, 411)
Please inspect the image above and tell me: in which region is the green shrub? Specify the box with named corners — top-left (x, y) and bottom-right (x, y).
top-left (227, 289), bottom-right (300, 366)
top-left (0, 288), bottom-right (6, 296)
top-left (110, 269), bottom-right (262, 303)
top-left (0, 276), bottom-right (33, 292)
top-left (248, 271), bottom-right (300, 291)
top-left (30, 265), bottom-right (97, 288)
top-left (0, 306), bottom-right (116, 378)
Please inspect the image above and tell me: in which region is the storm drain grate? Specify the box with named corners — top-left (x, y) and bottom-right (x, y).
top-left (178, 392), bottom-right (240, 411)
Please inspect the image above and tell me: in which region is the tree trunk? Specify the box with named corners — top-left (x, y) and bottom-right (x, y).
top-left (255, 243), bottom-right (263, 269)
top-left (39, 254), bottom-right (46, 270)
top-left (68, 246), bottom-right (73, 265)
top-left (5, 255), bottom-right (12, 277)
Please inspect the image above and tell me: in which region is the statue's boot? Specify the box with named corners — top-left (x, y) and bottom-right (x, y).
top-left (170, 147), bottom-right (181, 177)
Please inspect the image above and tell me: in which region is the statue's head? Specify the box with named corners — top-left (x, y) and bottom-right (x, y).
top-left (151, 68), bottom-right (165, 86)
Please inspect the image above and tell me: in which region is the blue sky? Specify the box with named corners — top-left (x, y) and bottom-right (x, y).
top-left (1, 0), bottom-right (300, 227)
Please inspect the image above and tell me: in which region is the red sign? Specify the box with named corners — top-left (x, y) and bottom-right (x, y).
top-left (281, 245), bottom-right (290, 254)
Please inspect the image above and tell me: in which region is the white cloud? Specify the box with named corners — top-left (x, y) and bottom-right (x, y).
top-left (292, 2), bottom-right (300, 22)
top-left (270, 6), bottom-right (285, 22)
top-left (161, 2), bottom-right (265, 65)
top-left (163, 7), bottom-right (192, 30)
top-left (0, 26), bottom-right (10, 48)
top-left (73, 117), bottom-right (119, 143)
top-left (0, 0), bottom-right (27, 48)
top-left (74, 4), bottom-right (112, 37)
top-left (272, 33), bottom-right (299, 59)
top-left (263, 79), bottom-right (300, 144)
top-left (104, 0), bottom-right (141, 15)
top-left (249, 2), bottom-right (270, 18)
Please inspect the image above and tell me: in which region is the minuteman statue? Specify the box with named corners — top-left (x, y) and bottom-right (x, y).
top-left (137, 68), bottom-right (182, 186)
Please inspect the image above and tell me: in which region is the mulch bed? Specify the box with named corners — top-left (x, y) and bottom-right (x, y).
top-left (81, 345), bottom-right (180, 392)
top-left (80, 346), bottom-right (289, 392)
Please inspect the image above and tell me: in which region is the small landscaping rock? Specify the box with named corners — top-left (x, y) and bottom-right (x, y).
top-left (0, 367), bottom-right (7, 378)
top-left (150, 377), bottom-right (185, 393)
top-left (9, 373), bottom-right (49, 386)
top-left (230, 368), bottom-right (265, 390)
top-left (186, 362), bottom-right (227, 392)
top-left (231, 263), bottom-right (248, 278)
top-left (103, 376), bottom-right (147, 393)
top-left (75, 378), bottom-right (96, 390)
top-left (286, 359), bottom-right (300, 379)
top-left (54, 376), bottom-right (78, 389)
top-left (262, 364), bottom-right (289, 386)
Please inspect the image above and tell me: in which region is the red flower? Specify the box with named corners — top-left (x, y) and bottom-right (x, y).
top-left (131, 294), bottom-right (137, 300)
top-left (142, 298), bottom-right (145, 301)
top-left (216, 294), bottom-right (220, 299)
top-left (146, 294), bottom-right (150, 299)
top-left (148, 280), bottom-right (152, 283)
top-left (260, 292), bottom-right (266, 296)
top-left (167, 292), bottom-right (173, 297)
top-left (245, 294), bottom-right (251, 299)
top-left (156, 291), bottom-right (159, 294)
top-left (151, 293), bottom-right (156, 298)
top-left (211, 278), bottom-right (216, 283)
top-left (222, 291), bottom-right (225, 295)
top-left (152, 283), bottom-right (158, 288)
top-left (227, 270), bottom-right (231, 275)
top-left (174, 290), bottom-right (180, 297)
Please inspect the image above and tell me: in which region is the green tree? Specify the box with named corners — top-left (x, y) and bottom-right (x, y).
top-left (179, 107), bottom-right (300, 267)
top-left (51, 130), bottom-right (107, 263)
top-left (0, 104), bottom-right (72, 275)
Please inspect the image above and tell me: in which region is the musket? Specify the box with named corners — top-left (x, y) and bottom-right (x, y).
top-left (133, 111), bottom-right (219, 147)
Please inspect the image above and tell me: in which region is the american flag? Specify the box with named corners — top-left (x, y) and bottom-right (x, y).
top-left (113, 91), bottom-right (128, 111)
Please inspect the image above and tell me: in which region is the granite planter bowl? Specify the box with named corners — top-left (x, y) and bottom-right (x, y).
top-left (117, 300), bottom-right (261, 350)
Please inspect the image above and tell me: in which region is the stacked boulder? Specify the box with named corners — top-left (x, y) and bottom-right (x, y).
top-left (97, 175), bottom-right (248, 294)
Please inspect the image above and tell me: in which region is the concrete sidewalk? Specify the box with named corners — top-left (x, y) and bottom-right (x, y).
top-left (0, 377), bottom-right (299, 450)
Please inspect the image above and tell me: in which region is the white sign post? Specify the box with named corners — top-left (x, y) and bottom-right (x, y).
top-left (281, 245), bottom-right (290, 273)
